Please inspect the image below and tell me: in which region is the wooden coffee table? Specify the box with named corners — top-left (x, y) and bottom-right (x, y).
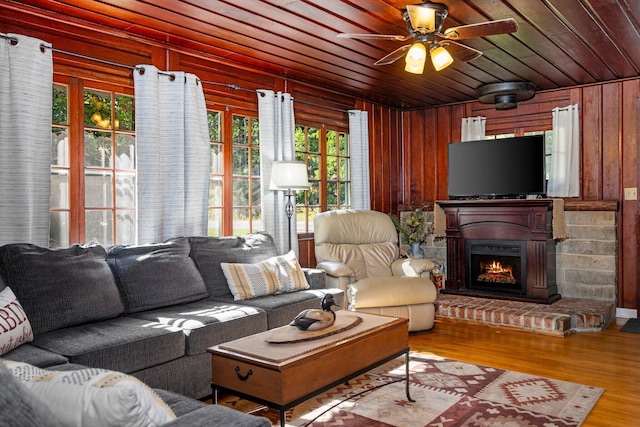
top-left (207, 311), bottom-right (412, 426)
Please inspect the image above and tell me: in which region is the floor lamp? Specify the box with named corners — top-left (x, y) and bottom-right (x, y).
top-left (269, 161), bottom-right (310, 252)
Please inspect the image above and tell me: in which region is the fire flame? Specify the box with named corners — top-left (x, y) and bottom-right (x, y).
top-left (485, 260), bottom-right (512, 276)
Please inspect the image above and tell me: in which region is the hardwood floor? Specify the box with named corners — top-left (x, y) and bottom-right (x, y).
top-left (409, 317), bottom-right (640, 426)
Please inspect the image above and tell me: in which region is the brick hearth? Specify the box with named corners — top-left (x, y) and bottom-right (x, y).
top-left (435, 294), bottom-right (615, 337)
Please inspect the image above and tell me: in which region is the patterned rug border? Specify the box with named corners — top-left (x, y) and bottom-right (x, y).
top-left (218, 352), bottom-right (604, 427)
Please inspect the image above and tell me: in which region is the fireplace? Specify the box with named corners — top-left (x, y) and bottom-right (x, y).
top-left (438, 199), bottom-right (560, 304)
top-left (467, 240), bottom-right (526, 296)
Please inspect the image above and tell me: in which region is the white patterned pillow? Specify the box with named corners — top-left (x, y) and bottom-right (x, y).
top-left (3, 360), bottom-right (176, 427)
top-left (0, 287), bottom-right (34, 355)
top-left (221, 251), bottom-right (310, 300)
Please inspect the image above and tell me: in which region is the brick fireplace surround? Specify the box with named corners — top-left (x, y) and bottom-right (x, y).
top-left (407, 199), bottom-right (618, 337)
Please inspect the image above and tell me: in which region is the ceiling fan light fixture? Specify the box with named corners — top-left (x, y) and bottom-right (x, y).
top-left (405, 42), bottom-right (427, 74)
top-left (430, 45), bottom-right (453, 71)
top-left (406, 3), bottom-right (447, 33)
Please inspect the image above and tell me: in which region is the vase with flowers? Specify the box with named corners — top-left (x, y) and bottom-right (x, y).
top-left (389, 208), bottom-right (429, 258)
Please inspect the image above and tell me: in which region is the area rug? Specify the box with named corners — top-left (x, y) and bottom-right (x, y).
top-left (218, 352), bottom-right (603, 427)
top-left (619, 318), bottom-right (640, 334)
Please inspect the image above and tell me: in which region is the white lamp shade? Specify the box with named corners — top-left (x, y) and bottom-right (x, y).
top-left (405, 42), bottom-right (427, 74)
top-left (269, 161), bottom-right (310, 190)
top-left (431, 45), bottom-right (454, 71)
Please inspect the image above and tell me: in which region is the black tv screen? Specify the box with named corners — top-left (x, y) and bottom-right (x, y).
top-left (448, 135), bottom-right (546, 199)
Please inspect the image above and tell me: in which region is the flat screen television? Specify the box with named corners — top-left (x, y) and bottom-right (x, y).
top-left (448, 135), bottom-right (546, 199)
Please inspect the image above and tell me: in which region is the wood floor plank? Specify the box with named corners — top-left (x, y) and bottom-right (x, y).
top-left (409, 318), bottom-right (640, 426)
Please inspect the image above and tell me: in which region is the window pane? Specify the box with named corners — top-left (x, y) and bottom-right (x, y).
top-left (85, 210), bottom-right (113, 245)
top-left (207, 209), bottom-right (222, 237)
top-left (115, 172), bottom-right (135, 207)
top-left (327, 182), bottom-right (338, 207)
top-left (85, 170), bottom-right (113, 207)
top-left (115, 134), bottom-right (135, 169)
top-left (327, 155), bottom-right (338, 180)
top-left (339, 132), bottom-right (349, 156)
top-left (252, 209), bottom-right (263, 232)
top-left (233, 146), bottom-right (249, 175)
top-left (84, 89), bottom-right (112, 129)
top-left (52, 84), bottom-right (68, 125)
top-left (209, 176), bottom-right (223, 206)
top-left (340, 182), bottom-right (350, 207)
top-left (233, 208), bottom-right (250, 236)
top-left (115, 95), bottom-right (135, 131)
top-left (210, 144), bottom-right (223, 174)
top-left (251, 118), bottom-right (259, 146)
top-left (233, 177), bottom-right (249, 205)
top-left (309, 128), bottom-right (320, 152)
top-left (50, 170), bottom-right (69, 209)
top-left (52, 127), bottom-right (69, 167)
top-left (85, 131), bottom-right (113, 167)
top-left (49, 211), bottom-right (69, 248)
top-left (208, 111), bottom-right (221, 142)
top-left (116, 210), bottom-right (136, 244)
top-left (252, 177), bottom-right (261, 205)
top-left (251, 148), bottom-right (260, 176)
top-left (233, 115), bottom-right (249, 145)
top-left (327, 131), bottom-right (337, 155)
top-left (308, 181), bottom-right (320, 205)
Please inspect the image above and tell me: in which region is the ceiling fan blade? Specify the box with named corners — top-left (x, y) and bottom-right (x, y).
top-left (441, 18), bottom-right (518, 40)
top-left (337, 33), bottom-right (410, 42)
top-left (442, 41), bottom-right (483, 62)
top-left (374, 45), bottom-right (412, 66)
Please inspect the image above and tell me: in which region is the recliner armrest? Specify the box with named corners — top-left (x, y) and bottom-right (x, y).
top-left (316, 261), bottom-right (355, 278)
top-left (391, 258), bottom-right (436, 278)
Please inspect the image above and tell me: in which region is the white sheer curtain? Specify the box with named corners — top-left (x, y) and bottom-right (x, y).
top-left (349, 110), bottom-right (370, 210)
top-left (0, 34), bottom-right (52, 246)
top-left (134, 65), bottom-right (210, 243)
top-left (461, 116), bottom-right (486, 141)
top-left (258, 90), bottom-right (298, 255)
top-left (548, 104), bottom-right (580, 197)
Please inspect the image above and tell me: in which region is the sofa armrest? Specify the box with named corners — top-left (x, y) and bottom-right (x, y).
top-left (391, 258), bottom-right (436, 278)
top-left (302, 268), bottom-right (327, 290)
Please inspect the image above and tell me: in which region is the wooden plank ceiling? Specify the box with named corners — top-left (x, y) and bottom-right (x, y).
top-left (9, 0), bottom-right (640, 110)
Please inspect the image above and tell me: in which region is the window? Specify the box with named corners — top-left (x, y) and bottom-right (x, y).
top-left (50, 84), bottom-right (70, 248)
top-left (50, 80), bottom-right (136, 247)
top-left (206, 111), bottom-right (262, 237)
top-left (230, 114), bottom-right (261, 235)
top-left (294, 125), bottom-right (350, 233)
top-left (83, 88), bottom-right (136, 246)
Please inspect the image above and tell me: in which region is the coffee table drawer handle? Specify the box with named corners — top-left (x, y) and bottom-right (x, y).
top-left (235, 366), bottom-right (253, 381)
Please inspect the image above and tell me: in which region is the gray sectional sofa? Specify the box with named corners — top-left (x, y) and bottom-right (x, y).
top-left (0, 232), bottom-right (342, 425)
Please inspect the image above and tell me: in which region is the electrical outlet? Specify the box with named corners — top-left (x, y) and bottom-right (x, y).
top-left (624, 187), bottom-right (637, 200)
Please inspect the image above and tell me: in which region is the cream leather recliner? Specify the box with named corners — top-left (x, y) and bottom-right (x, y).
top-left (314, 209), bottom-right (437, 331)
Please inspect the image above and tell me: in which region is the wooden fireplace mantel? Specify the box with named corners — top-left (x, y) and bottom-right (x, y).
top-left (437, 199), bottom-right (560, 304)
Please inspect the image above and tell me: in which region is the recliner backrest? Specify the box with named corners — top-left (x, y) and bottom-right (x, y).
top-left (314, 210), bottom-right (399, 280)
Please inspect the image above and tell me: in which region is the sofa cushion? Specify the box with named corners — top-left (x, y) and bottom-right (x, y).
top-left (107, 237), bottom-right (208, 313)
top-left (31, 316), bottom-right (185, 374)
top-left (4, 360), bottom-right (176, 427)
top-left (0, 359), bottom-right (62, 427)
top-left (128, 301), bottom-right (267, 356)
top-left (0, 243), bottom-right (125, 335)
top-left (220, 251), bottom-right (309, 301)
top-left (2, 343), bottom-right (69, 368)
top-left (0, 287), bottom-right (34, 355)
top-left (189, 232), bottom-right (279, 299)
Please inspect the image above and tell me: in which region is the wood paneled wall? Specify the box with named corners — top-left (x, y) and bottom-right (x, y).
top-left (397, 81), bottom-right (639, 310)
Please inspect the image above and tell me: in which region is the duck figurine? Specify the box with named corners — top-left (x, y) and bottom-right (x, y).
top-left (289, 294), bottom-right (339, 331)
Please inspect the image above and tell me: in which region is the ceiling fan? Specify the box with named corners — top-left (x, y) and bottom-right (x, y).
top-left (338, 1), bottom-right (518, 74)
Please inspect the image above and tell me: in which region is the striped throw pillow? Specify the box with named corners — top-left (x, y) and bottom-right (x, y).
top-left (221, 251), bottom-right (309, 300)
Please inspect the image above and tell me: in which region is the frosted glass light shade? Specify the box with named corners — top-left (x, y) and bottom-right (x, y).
top-left (406, 4), bottom-right (437, 32)
top-left (404, 42), bottom-right (427, 74)
top-left (269, 161), bottom-right (309, 190)
top-left (431, 45), bottom-right (454, 71)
